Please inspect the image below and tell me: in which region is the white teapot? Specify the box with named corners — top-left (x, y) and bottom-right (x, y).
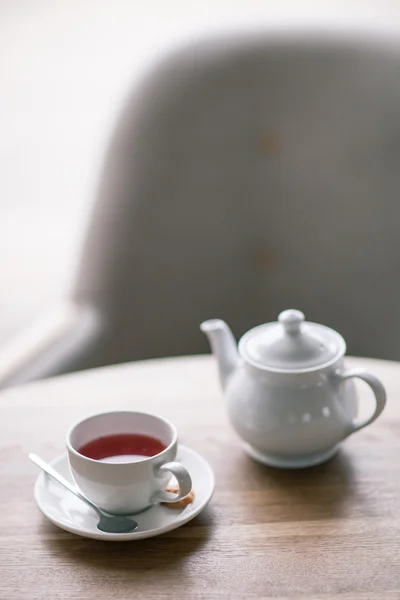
top-left (201, 310), bottom-right (386, 468)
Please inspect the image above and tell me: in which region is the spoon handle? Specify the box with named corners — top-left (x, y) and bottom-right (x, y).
top-left (29, 453), bottom-right (99, 513)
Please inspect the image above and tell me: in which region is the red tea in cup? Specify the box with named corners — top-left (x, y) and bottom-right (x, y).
top-left (78, 433), bottom-right (166, 463)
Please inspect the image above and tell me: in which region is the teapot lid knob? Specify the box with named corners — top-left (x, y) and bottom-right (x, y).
top-left (278, 309), bottom-right (305, 335)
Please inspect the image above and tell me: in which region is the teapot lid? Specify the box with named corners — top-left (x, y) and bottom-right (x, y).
top-left (239, 310), bottom-right (345, 371)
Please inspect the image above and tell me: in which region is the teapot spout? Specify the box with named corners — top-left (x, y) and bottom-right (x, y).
top-left (200, 319), bottom-right (240, 390)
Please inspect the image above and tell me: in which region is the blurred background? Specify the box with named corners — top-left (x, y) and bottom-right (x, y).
top-left (2, 0), bottom-right (400, 388)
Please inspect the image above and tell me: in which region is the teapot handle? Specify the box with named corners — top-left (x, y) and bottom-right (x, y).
top-left (338, 369), bottom-right (386, 435)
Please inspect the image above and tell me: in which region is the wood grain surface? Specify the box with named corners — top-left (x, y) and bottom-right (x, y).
top-left (1, 355), bottom-right (400, 599)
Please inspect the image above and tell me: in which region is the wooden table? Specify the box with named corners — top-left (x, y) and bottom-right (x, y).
top-left (2, 355), bottom-right (400, 599)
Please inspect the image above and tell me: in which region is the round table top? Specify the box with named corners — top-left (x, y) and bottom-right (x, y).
top-left (2, 354), bottom-right (400, 599)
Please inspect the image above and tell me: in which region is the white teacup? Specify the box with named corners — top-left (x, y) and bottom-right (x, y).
top-left (66, 411), bottom-right (192, 515)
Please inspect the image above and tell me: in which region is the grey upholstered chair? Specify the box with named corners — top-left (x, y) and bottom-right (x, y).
top-left (2, 29), bottom-right (400, 388)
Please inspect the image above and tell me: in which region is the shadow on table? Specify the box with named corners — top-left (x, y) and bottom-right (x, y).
top-left (40, 508), bottom-right (213, 574)
top-left (240, 449), bottom-right (359, 520)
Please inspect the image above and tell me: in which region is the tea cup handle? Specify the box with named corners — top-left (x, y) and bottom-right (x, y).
top-left (338, 369), bottom-right (386, 435)
top-left (151, 461), bottom-right (192, 504)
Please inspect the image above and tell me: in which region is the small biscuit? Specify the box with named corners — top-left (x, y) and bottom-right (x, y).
top-left (162, 485), bottom-right (195, 509)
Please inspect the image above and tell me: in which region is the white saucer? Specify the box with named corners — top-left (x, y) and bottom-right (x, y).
top-left (34, 445), bottom-right (215, 541)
